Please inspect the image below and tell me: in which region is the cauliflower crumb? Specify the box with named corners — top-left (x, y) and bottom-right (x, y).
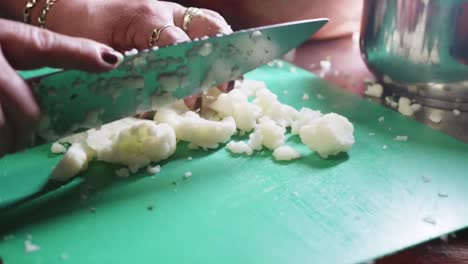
top-left (187, 156), bottom-right (193, 160)
top-left (291, 108), bottom-right (323, 135)
top-left (378, 116), bottom-right (385, 123)
top-left (398, 97), bottom-right (420, 116)
top-left (300, 113), bottom-right (355, 158)
top-left (24, 239), bottom-right (40, 253)
top-left (382, 145), bottom-right (388, 150)
top-left (364, 83), bottom-right (384, 98)
top-left (253, 88), bottom-right (299, 127)
top-left (273, 145), bottom-right (301, 161)
top-left (320, 59), bottom-right (332, 72)
top-left (453, 109), bottom-right (461, 116)
top-left (249, 117), bottom-right (286, 150)
top-left (146, 165), bottom-right (161, 174)
top-left (50, 142), bottom-right (67, 154)
top-left (226, 141), bottom-right (253, 156)
top-left (184, 171), bottom-right (192, 178)
top-left (385, 96), bottom-right (399, 109)
top-left (394, 136), bottom-right (408, 142)
top-left (206, 88), bottom-right (262, 132)
top-left (51, 143), bottom-right (95, 182)
top-left (302, 93), bottom-right (310, 101)
top-left (115, 168), bottom-right (130, 178)
top-left (429, 111), bottom-right (443, 123)
top-left (283, 90), bottom-right (289, 95)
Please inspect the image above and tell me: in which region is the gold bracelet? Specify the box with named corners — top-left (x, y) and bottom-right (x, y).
top-left (23, 0), bottom-right (40, 24)
top-left (37, 0), bottom-right (60, 28)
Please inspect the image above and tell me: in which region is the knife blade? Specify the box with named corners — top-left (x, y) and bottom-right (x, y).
top-left (28, 18), bottom-right (328, 142)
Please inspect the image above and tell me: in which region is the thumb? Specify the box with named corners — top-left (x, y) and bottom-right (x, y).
top-left (0, 19), bottom-right (123, 72)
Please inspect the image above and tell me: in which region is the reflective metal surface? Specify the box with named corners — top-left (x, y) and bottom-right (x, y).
top-left (360, 0), bottom-right (468, 110)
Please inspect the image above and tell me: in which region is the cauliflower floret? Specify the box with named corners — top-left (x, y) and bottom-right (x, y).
top-left (226, 141), bottom-right (253, 156)
top-left (101, 121), bottom-right (176, 172)
top-left (154, 108), bottom-right (236, 149)
top-left (208, 89), bottom-right (262, 132)
top-left (51, 142), bottom-right (95, 181)
top-left (253, 88), bottom-right (299, 127)
top-left (299, 113), bottom-right (355, 158)
top-left (273, 145), bottom-right (301, 161)
top-left (237, 79), bottom-right (268, 97)
top-left (291, 107), bottom-right (323, 135)
top-left (248, 116), bottom-right (286, 150)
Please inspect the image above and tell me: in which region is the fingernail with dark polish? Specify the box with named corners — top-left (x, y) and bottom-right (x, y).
top-left (102, 50), bottom-right (123, 66)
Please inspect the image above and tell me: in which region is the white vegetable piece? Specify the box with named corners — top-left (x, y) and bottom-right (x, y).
top-left (237, 80), bottom-right (268, 98)
top-left (102, 121), bottom-right (177, 172)
top-left (226, 141), bottom-right (253, 156)
top-left (247, 130), bottom-right (263, 151)
top-left (398, 97), bottom-right (420, 116)
top-left (253, 88), bottom-right (299, 127)
top-left (146, 165), bottom-right (161, 174)
top-left (364, 83), bottom-right (384, 98)
top-left (273, 145), bottom-right (301, 161)
top-left (249, 116), bottom-right (286, 150)
top-left (50, 142), bottom-right (67, 154)
top-left (299, 113), bottom-right (355, 158)
top-left (51, 143), bottom-right (95, 181)
top-left (291, 107), bottom-right (323, 135)
top-left (208, 89), bottom-right (262, 132)
top-left (154, 108), bottom-right (236, 149)
top-left (24, 239), bottom-right (40, 253)
top-left (429, 111), bottom-right (443, 123)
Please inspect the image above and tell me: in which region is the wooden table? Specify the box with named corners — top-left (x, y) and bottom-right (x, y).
top-left (287, 35), bottom-right (468, 264)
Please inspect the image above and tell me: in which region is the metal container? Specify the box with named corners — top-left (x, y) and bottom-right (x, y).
top-left (360, 0), bottom-right (468, 110)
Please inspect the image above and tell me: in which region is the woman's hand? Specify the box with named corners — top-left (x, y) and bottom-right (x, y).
top-left (179, 0), bottom-right (363, 39)
top-left (42, 0), bottom-right (232, 51)
top-left (0, 18), bottom-right (122, 156)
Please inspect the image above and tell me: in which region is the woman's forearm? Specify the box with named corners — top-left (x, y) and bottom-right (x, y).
top-left (0, 0), bottom-right (29, 21)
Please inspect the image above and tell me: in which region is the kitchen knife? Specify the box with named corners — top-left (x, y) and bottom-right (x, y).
top-left (27, 19), bottom-right (328, 143)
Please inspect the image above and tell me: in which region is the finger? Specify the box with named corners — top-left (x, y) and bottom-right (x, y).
top-left (0, 19), bottom-right (122, 72)
top-left (217, 80), bottom-right (236, 93)
top-left (121, 3), bottom-right (191, 49)
top-left (0, 50), bottom-right (40, 152)
top-left (0, 100), bottom-right (13, 157)
top-left (173, 6), bottom-right (233, 40)
top-left (184, 93), bottom-right (202, 111)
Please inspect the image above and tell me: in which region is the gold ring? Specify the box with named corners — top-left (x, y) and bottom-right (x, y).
top-left (182, 7), bottom-right (202, 31)
top-left (149, 24), bottom-right (173, 47)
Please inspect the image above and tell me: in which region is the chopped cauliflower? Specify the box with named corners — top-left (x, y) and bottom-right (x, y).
top-left (50, 142), bottom-right (67, 154)
top-left (237, 79), bottom-right (267, 97)
top-left (364, 83), bottom-right (384, 98)
top-left (299, 113), bottom-right (355, 158)
top-left (253, 88), bottom-right (299, 127)
top-left (291, 108), bottom-right (323, 135)
top-left (154, 108), bottom-right (236, 149)
top-left (51, 142), bottom-right (95, 181)
top-left (226, 141), bottom-right (253, 156)
top-left (249, 116), bottom-right (286, 150)
top-left (208, 89), bottom-right (262, 132)
top-left (398, 97), bottom-right (420, 116)
top-left (146, 165), bottom-right (161, 174)
top-left (273, 145), bottom-right (301, 161)
top-left (101, 121), bottom-right (176, 172)
top-left (51, 79), bottom-right (356, 180)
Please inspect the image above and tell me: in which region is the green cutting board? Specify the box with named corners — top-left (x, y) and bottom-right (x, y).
top-left (1, 63), bottom-right (468, 264)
